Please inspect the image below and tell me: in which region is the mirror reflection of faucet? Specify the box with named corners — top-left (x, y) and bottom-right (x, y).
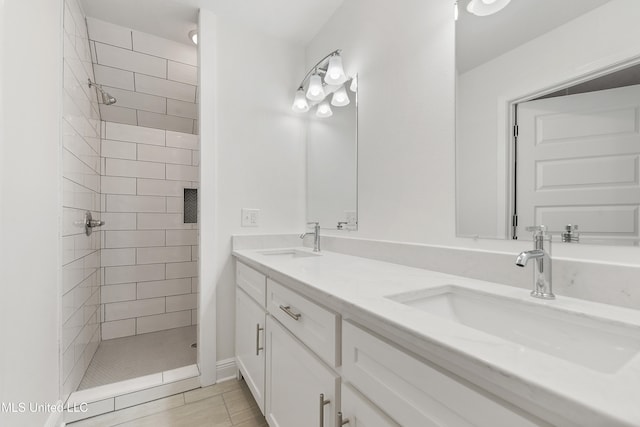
top-left (515, 225), bottom-right (555, 300)
top-left (561, 224), bottom-right (579, 243)
top-left (337, 221), bottom-right (348, 230)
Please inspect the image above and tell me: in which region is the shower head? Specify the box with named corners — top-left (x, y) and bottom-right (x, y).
top-left (88, 79), bottom-right (117, 106)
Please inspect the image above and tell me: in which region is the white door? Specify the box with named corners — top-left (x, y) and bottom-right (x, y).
top-left (517, 85), bottom-right (640, 242)
top-left (340, 383), bottom-right (399, 427)
top-left (265, 316), bottom-right (339, 427)
top-left (235, 287), bottom-right (266, 413)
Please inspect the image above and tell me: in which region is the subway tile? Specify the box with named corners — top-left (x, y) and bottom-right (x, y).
top-left (137, 179), bottom-right (191, 196)
top-left (135, 74), bottom-right (196, 102)
top-left (137, 278), bottom-right (192, 299)
top-left (105, 158), bottom-right (165, 179)
top-left (191, 278), bottom-right (199, 294)
top-left (137, 213), bottom-right (189, 230)
top-left (104, 86), bottom-right (167, 114)
top-left (101, 176), bottom-right (137, 195)
top-left (166, 230), bottom-right (198, 246)
top-left (87, 17), bottom-right (132, 50)
top-left (137, 246), bottom-right (191, 265)
top-left (132, 31), bottom-right (197, 66)
top-left (137, 144), bottom-right (192, 165)
top-left (101, 319), bottom-right (136, 340)
top-left (93, 64), bottom-right (135, 91)
top-left (166, 262), bottom-right (198, 280)
top-left (105, 230), bottom-right (165, 248)
top-left (101, 248), bottom-right (136, 267)
top-left (166, 164), bottom-right (198, 181)
top-left (166, 293), bottom-right (197, 312)
top-left (137, 111), bottom-right (195, 134)
top-left (102, 139), bottom-right (137, 160)
top-left (166, 131), bottom-right (198, 150)
top-left (99, 104), bottom-right (137, 126)
top-left (135, 311), bottom-right (192, 335)
top-left (167, 99), bottom-right (197, 119)
top-left (191, 309), bottom-right (198, 325)
top-left (105, 297), bottom-right (165, 321)
top-left (192, 150), bottom-right (200, 166)
top-left (106, 122), bottom-right (165, 145)
top-left (101, 283), bottom-right (136, 303)
top-left (95, 42), bottom-right (166, 78)
top-left (106, 195), bottom-right (166, 213)
top-left (63, 149), bottom-right (100, 193)
top-left (191, 246), bottom-right (199, 262)
top-left (100, 213), bottom-right (137, 231)
top-left (63, 178), bottom-right (97, 211)
top-left (166, 197), bottom-right (183, 213)
top-left (168, 60), bottom-right (198, 85)
top-left (105, 264), bottom-right (165, 285)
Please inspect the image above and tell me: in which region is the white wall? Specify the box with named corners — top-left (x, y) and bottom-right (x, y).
top-left (201, 16), bottom-right (307, 365)
top-left (457, 0), bottom-right (640, 239)
top-left (305, 0), bottom-right (456, 244)
top-left (0, 0), bottom-right (63, 425)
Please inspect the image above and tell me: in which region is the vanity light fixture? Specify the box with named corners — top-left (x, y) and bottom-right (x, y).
top-left (324, 53), bottom-right (347, 85)
top-left (316, 101), bottom-right (333, 118)
top-left (306, 72), bottom-right (326, 101)
top-left (291, 88), bottom-right (310, 112)
top-left (331, 86), bottom-right (350, 107)
top-left (349, 75), bottom-right (357, 93)
top-left (466, 0), bottom-right (511, 16)
top-left (188, 30), bottom-right (198, 45)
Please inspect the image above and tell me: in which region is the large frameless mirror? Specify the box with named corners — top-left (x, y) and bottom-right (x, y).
top-left (455, 0), bottom-right (640, 245)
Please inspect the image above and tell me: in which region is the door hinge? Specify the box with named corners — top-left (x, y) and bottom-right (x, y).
top-left (513, 125), bottom-right (519, 137)
top-left (512, 215), bottom-right (518, 227)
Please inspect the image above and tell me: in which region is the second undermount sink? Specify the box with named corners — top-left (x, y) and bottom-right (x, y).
top-left (257, 249), bottom-right (321, 259)
top-left (386, 285), bottom-right (640, 374)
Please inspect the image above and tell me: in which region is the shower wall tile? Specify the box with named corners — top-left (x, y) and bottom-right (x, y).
top-left (99, 104), bottom-right (138, 126)
top-left (166, 164), bottom-right (199, 181)
top-left (135, 74), bottom-right (196, 103)
top-left (95, 42), bottom-right (167, 78)
top-left (103, 86), bottom-right (167, 114)
top-left (62, 0), bottom-right (101, 398)
top-left (132, 31), bottom-right (198, 67)
top-left (101, 123), bottom-right (199, 337)
top-left (137, 111), bottom-right (194, 134)
top-left (86, 17), bottom-right (133, 50)
top-left (168, 61), bottom-right (198, 85)
top-left (93, 64), bottom-right (135, 91)
top-left (167, 99), bottom-right (198, 119)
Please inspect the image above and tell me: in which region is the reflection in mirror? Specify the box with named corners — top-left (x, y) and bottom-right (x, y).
top-left (456, 0), bottom-right (640, 245)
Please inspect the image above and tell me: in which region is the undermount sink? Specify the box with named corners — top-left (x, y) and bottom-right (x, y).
top-left (257, 249), bottom-right (321, 259)
top-left (386, 285), bottom-right (640, 374)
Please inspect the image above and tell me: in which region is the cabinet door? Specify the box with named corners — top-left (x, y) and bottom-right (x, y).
top-left (236, 287), bottom-right (266, 413)
top-left (340, 383), bottom-right (399, 427)
top-left (266, 316), bottom-right (340, 427)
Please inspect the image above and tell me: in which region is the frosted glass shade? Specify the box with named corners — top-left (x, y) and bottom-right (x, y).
top-left (466, 0), bottom-right (511, 16)
top-left (292, 89), bottom-right (310, 112)
top-left (324, 55), bottom-right (347, 85)
top-left (306, 74), bottom-right (325, 101)
top-left (331, 86), bottom-right (350, 107)
top-left (349, 76), bottom-right (358, 93)
top-left (316, 101), bottom-right (333, 118)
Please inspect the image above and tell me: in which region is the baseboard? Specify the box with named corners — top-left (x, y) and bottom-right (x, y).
top-left (216, 358), bottom-right (237, 382)
top-left (43, 402), bottom-right (65, 427)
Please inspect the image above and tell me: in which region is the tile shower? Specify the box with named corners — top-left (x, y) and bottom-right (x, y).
top-left (61, 0), bottom-right (200, 398)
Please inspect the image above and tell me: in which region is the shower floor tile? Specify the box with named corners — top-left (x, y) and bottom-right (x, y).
top-left (78, 325), bottom-right (197, 390)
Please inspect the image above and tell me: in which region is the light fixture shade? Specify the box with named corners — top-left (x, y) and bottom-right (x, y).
top-left (189, 30), bottom-right (198, 45)
top-left (331, 86), bottom-right (350, 107)
top-left (349, 75), bottom-right (358, 93)
top-left (292, 89), bottom-right (310, 112)
top-left (316, 101), bottom-right (333, 118)
top-left (324, 55), bottom-right (347, 85)
top-left (466, 0), bottom-right (511, 16)
top-left (306, 74), bottom-right (325, 101)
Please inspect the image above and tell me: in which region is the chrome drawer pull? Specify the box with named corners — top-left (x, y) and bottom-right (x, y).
top-left (319, 393), bottom-right (330, 427)
top-left (255, 323), bottom-right (264, 356)
top-left (279, 305), bottom-right (301, 321)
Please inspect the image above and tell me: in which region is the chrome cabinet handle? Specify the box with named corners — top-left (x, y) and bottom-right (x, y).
top-left (279, 305), bottom-right (301, 321)
top-left (319, 393), bottom-right (330, 427)
top-left (338, 412), bottom-right (349, 425)
top-left (255, 323), bottom-right (264, 356)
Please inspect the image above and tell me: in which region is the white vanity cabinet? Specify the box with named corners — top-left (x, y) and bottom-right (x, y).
top-left (340, 383), bottom-right (399, 427)
top-left (265, 316), bottom-right (340, 427)
top-left (235, 263), bottom-right (267, 412)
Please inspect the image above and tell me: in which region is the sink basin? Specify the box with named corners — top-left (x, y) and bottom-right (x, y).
top-left (257, 249), bottom-right (321, 259)
top-left (386, 285), bottom-right (640, 373)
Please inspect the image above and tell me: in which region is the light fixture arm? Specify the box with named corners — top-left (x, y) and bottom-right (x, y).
top-left (296, 49), bottom-right (342, 90)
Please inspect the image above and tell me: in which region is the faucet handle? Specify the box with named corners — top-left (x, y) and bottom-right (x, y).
top-left (525, 225), bottom-right (547, 233)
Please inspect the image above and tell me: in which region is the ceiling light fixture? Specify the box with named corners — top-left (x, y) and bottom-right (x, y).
top-left (306, 73), bottom-right (326, 101)
top-left (291, 88), bottom-right (310, 112)
top-left (466, 0), bottom-right (511, 16)
top-left (316, 101), bottom-right (333, 118)
top-left (331, 86), bottom-right (350, 107)
top-left (188, 30), bottom-right (198, 45)
top-left (324, 53), bottom-right (347, 85)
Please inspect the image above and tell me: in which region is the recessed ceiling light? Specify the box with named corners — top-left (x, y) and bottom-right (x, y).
top-left (188, 30), bottom-right (198, 45)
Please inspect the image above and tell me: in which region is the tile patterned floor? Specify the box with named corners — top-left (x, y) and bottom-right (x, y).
top-left (69, 378), bottom-right (267, 427)
top-left (79, 326), bottom-right (197, 390)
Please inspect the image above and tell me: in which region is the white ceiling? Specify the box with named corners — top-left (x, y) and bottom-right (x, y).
top-left (456, 0), bottom-right (613, 73)
top-left (80, 0), bottom-right (346, 47)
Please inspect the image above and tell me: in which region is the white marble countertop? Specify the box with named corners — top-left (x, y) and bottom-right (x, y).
top-left (233, 247), bottom-right (640, 427)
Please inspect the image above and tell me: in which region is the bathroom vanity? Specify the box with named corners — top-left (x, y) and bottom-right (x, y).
top-left (233, 247), bottom-right (640, 427)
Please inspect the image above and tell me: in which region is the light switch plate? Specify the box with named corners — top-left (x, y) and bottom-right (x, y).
top-left (241, 208), bottom-right (260, 227)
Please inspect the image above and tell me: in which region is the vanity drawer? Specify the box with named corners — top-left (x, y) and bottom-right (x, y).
top-left (342, 321), bottom-right (546, 427)
top-left (236, 262), bottom-right (267, 307)
top-left (267, 278), bottom-right (339, 367)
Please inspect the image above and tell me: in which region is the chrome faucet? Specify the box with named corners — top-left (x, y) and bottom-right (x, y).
top-left (300, 222), bottom-right (321, 252)
top-left (515, 225), bottom-right (554, 300)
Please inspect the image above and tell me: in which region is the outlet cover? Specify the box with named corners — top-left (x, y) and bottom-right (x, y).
top-left (241, 208), bottom-right (260, 227)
